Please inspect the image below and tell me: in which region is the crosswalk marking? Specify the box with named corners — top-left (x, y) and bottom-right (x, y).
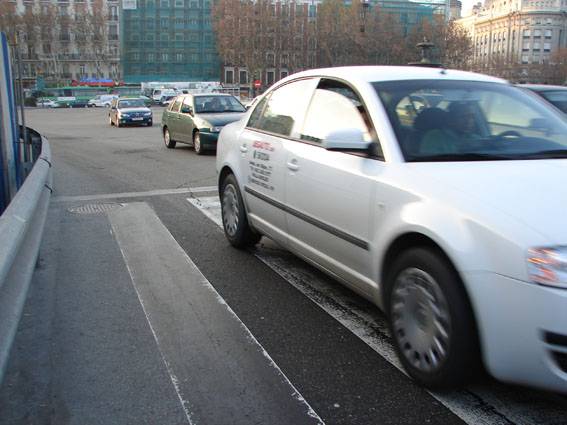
top-left (110, 202), bottom-right (323, 425)
top-left (54, 185), bottom-right (217, 203)
top-left (188, 195), bottom-right (567, 425)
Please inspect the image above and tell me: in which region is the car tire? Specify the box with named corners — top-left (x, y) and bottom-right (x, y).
top-left (147, 121), bottom-right (153, 127)
top-left (385, 247), bottom-right (480, 389)
top-left (193, 131), bottom-right (204, 155)
top-left (164, 128), bottom-right (176, 148)
top-left (220, 173), bottom-right (261, 249)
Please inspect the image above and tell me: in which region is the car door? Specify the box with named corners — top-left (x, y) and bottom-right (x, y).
top-left (177, 96), bottom-right (196, 143)
top-left (164, 97), bottom-right (183, 141)
top-left (283, 79), bottom-right (384, 294)
top-left (239, 78), bottom-right (319, 243)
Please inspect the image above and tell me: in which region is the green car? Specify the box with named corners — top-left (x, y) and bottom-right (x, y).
top-left (161, 94), bottom-right (246, 154)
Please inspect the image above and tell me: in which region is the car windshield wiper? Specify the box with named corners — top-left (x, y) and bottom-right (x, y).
top-left (515, 149), bottom-right (567, 159)
top-left (408, 153), bottom-right (518, 162)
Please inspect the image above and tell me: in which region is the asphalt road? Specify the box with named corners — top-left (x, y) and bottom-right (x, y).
top-left (1, 107), bottom-right (567, 425)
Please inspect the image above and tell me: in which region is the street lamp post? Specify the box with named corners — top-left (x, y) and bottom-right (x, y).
top-left (360, 0), bottom-right (370, 33)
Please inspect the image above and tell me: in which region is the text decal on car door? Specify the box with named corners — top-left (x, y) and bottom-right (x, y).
top-left (248, 141), bottom-right (275, 191)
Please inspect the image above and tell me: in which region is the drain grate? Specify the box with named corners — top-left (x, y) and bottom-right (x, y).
top-left (68, 203), bottom-right (124, 215)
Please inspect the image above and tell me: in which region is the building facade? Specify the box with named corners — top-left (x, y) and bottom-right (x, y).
top-left (120, 0), bottom-right (219, 83)
top-left (0, 0), bottom-right (120, 87)
top-left (457, 0), bottom-right (567, 68)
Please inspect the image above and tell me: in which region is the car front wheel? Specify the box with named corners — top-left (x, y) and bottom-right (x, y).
top-left (164, 128), bottom-right (176, 148)
top-left (220, 174), bottom-right (261, 248)
top-left (193, 131), bottom-right (203, 155)
top-left (386, 247), bottom-right (480, 389)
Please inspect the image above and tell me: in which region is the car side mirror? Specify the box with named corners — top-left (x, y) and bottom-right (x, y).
top-left (322, 128), bottom-right (371, 152)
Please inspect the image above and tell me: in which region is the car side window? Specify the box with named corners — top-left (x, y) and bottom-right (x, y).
top-left (247, 96), bottom-right (269, 129)
top-left (248, 79), bottom-right (315, 137)
top-left (170, 98), bottom-right (182, 112)
top-left (299, 81), bottom-right (373, 146)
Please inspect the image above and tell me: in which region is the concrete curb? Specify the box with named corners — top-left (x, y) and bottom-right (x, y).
top-left (0, 136), bottom-right (52, 384)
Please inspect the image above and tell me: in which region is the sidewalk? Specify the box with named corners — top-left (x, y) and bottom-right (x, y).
top-left (0, 202), bottom-right (189, 424)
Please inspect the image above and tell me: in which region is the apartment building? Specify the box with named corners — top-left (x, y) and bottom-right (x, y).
top-left (0, 0), bottom-right (121, 87)
top-left (457, 0), bottom-right (567, 66)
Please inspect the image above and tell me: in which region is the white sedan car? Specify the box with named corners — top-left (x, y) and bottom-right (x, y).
top-left (216, 66), bottom-right (567, 393)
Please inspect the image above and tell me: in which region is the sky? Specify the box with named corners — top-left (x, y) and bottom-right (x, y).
top-left (459, 0), bottom-right (480, 17)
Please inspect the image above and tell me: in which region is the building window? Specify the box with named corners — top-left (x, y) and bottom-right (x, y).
top-left (162, 53), bottom-right (168, 62)
top-left (160, 0), bottom-right (169, 6)
top-left (225, 69), bottom-right (234, 84)
top-left (148, 53), bottom-right (155, 61)
top-left (533, 42), bottom-right (540, 51)
top-left (280, 70), bottom-right (288, 80)
top-left (544, 42), bottom-right (551, 51)
top-left (176, 53), bottom-right (183, 61)
top-left (521, 55), bottom-right (529, 64)
top-left (175, 0), bottom-right (183, 7)
top-left (534, 29), bottom-right (541, 38)
top-left (545, 29), bottom-right (552, 38)
top-left (239, 70), bottom-right (248, 84)
top-left (266, 70), bottom-right (275, 86)
top-left (523, 29), bottom-right (530, 38)
top-left (161, 18), bottom-right (169, 28)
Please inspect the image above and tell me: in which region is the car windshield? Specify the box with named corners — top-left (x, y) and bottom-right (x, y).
top-left (118, 99), bottom-right (145, 108)
top-left (194, 96), bottom-right (246, 113)
top-left (539, 90), bottom-right (567, 114)
top-left (374, 80), bottom-right (567, 162)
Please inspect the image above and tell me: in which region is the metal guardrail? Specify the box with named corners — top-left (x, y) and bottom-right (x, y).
top-left (0, 135), bottom-right (52, 384)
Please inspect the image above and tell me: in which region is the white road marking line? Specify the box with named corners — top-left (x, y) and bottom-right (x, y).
top-left (54, 185), bottom-right (217, 203)
top-left (110, 202), bottom-right (323, 425)
top-left (114, 239), bottom-right (195, 425)
top-left (188, 195), bottom-right (567, 425)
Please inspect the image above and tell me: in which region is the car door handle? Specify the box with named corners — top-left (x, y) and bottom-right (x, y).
top-left (287, 159), bottom-right (299, 172)
top-left (240, 144), bottom-right (248, 153)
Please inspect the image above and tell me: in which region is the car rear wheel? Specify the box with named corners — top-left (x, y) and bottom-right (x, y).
top-left (193, 131), bottom-right (203, 155)
top-left (164, 128), bottom-right (176, 148)
top-left (386, 247), bottom-right (479, 389)
top-left (220, 174), bottom-right (261, 248)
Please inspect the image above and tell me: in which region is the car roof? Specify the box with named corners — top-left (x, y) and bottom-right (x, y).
top-left (517, 84), bottom-right (567, 92)
top-left (191, 93), bottom-right (235, 97)
top-left (287, 66), bottom-right (508, 85)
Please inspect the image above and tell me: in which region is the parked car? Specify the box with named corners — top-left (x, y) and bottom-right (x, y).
top-left (216, 66), bottom-right (567, 393)
top-left (519, 84), bottom-right (567, 114)
top-left (36, 98), bottom-right (57, 108)
top-left (108, 98), bottom-right (153, 127)
top-left (159, 95), bottom-right (176, 106)
top-left (161, 94), bottom-right (246, 154)
top-left (88, 94), bottom-right (119, 108)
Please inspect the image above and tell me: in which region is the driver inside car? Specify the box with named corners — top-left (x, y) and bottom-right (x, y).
top-left (420, 102), bottom-right (481, 155)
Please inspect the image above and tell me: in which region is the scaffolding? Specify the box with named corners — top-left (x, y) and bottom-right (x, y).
top-left (120, 0), bottom-right (220, 83)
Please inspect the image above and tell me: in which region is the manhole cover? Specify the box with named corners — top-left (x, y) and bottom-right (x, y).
top-left (68, 203), bottom-right (123, 215)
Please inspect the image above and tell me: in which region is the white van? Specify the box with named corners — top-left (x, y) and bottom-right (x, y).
top-left (88, 94), bottom-right (119, 108)
top-left (151, 89), bottom-right (177, 103)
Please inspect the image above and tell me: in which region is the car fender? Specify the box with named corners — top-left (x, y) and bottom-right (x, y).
top-left (216, 121), bottom-right (247, 193)
top-left (372, 196), bottom-right (545, 306)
